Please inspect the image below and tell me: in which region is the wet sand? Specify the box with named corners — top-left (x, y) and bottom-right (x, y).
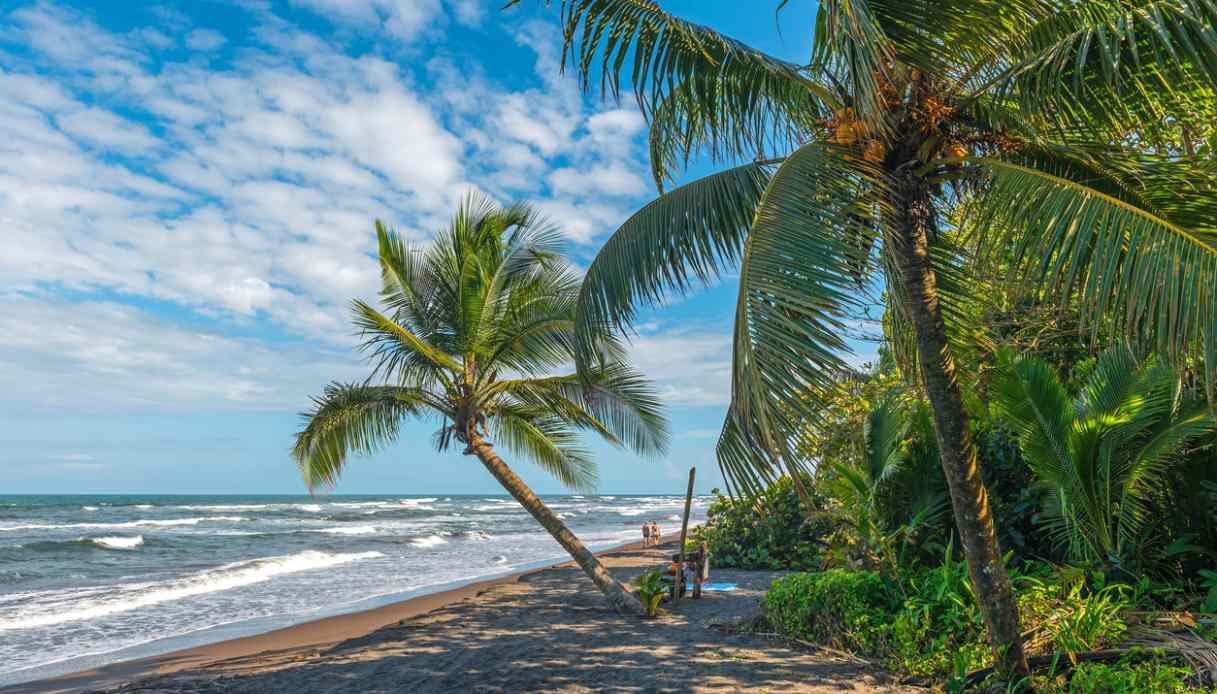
top-left (9, 540), bottom-right (920, 693)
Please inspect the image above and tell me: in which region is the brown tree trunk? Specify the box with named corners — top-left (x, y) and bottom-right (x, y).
top-left (466, 431), bottom-right (645, 616)
top-left (891, 179), bottom-right (1030, 680)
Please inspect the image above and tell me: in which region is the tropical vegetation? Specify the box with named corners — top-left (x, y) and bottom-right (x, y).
top-left (292, 196), bottom-right (669, 615)
top-left (521, 0), bottom-right (1217, 680)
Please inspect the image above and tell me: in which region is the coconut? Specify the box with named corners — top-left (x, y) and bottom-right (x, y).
top-left (863, 139), bottom-right (887, 163)
top-left (944, 142), bottom-right (969, 160)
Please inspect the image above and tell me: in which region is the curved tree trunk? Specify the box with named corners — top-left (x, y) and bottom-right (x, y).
top-left (890, 177), bottom-right (1031, 680)
top-left (466, 431), bottom-right (645, 616)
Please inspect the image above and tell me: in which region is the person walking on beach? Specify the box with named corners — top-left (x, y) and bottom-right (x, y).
top-left (651, 521), bottom-right (662, 546)
top-left (642, 521), bottom-right (652, 546)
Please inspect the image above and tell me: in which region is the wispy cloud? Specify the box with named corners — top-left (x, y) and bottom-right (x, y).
top-left (0, 1), bottom-right (669, 414)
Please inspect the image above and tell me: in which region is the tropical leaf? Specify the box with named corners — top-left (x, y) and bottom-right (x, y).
top-left (292, 383), bottom-right (429, 490)
top-left (970, 157), bottom-right (1217, 397)
top-left (574, 162), bottom-right (772, 369)
top-left (721, 142), bottom-right (881, 486)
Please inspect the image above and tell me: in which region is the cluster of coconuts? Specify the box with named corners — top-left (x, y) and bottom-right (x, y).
top-left (829, 107), bottom-right (972, 165)
top-left (829, 108), bottom-right (888, 163)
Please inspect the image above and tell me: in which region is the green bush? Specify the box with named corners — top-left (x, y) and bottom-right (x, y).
top-left (762, 570), bottom-right (894, 652)
top-left (1043, 656), bottom-right (1200, 693)
top-left (691, 477), bottom-right (831, 570)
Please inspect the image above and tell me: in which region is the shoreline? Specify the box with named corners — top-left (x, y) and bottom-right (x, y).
top-left (3, 530), bottom-right (691, 694)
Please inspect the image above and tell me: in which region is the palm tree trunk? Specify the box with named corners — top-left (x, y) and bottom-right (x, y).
top-left (891, 180), bottom-right (1030, 679)
top-left (466, 431), bottom-right (645, 616)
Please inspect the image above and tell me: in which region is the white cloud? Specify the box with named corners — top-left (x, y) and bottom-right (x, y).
top-left (184, 29), bottom-right (227, 51)
top-left (549, 162), bottom-right (648, 197)
top-left (289, 0), bottom-right (442, 40)
top-left (0, 2), bottom-right (658, 414)
top-left (625, 326), bottom-right (734, 407)
top-left (56, 107), bottom-right (159, 153)
top-left (0, 293), bottom-right (365, 413)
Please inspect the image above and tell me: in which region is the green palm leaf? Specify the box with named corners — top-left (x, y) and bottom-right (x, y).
top-left (573, 162), bottom-right (772, 369)
top-left (724, 143), bottom-right (880, 481)
top-left (292, 383), bottom-right (430, 490)
top-left (972, 156), bottom-right (1217, 394)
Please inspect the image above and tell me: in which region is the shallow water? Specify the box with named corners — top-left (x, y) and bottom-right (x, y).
top-left (0, 493), bottom-right (706, 685)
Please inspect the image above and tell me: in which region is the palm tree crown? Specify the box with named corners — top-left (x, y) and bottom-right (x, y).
top-left (294, 195), bottom-right (667, 491)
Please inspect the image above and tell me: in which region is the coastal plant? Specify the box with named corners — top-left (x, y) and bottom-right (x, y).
top-left (990, 345), bottom-right (1217, 570)
top-left (824, 397), bottom-right (949, 572)
top-left (633, 568), bottom-right (666, 618)
top-left (690, 477), bottom-right (830, 570)
top-left (1041, 655), bottom-right (1199, 693)
top-left (525, 0), bottom-right (1217, 678)
top-left (292, 196), bottom-right (669, 616)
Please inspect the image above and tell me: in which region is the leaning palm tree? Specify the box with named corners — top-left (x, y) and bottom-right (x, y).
top-left (991, 345), bottom-right (1216, 571)
top-left (516, 0), bottom-right (1217, 676)
top-left (292, 196), bottom-right (669, 615)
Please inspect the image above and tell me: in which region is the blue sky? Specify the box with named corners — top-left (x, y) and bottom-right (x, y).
top-left (0, 0), bottom-right (875, 495)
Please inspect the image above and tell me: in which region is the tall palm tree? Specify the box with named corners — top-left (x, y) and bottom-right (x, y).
top-left (292, 196), bottom-right (669, 616)
top-left (991, 345), bottom-right (1216, 570)
top-left (516, 0), bottom-right (1217, 676)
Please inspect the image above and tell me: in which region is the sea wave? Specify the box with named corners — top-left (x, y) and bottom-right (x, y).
top-left (409, 535), bottom-right (448, 548)
top-left (308, 525), bottom-right (377, 535)
top-left (460, 530), bottom-right (491, 541)
top-left (0, 550), bottom-right (382, 631)
top-left (81, 506), bottom-right (99, 512)
top-left (91, 535), bottom-right (144, 550)
top-left (0, 516), bottom-right (246, 531)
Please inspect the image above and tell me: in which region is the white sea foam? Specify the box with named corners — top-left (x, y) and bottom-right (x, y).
top-left (81, 506), bottom-right (99, 512)
top-left (461, 530), bottom-right (491, 541)
top-left (295, 504), bottom-right (323, 513)
top-left (0, 517), bottom-right (246, 531)
top-left (90, 535), bottom-right (144, 550)
top-left (667, 515), bottom-right (682, 522)
top-left (409, 535), bottom-right (448, 548)
top-left (0, 550), bottom-right (382, 631)
top-left (309, 526), bottom-right (377, 535)
top-left (617, 509), bottom-right (646, 516)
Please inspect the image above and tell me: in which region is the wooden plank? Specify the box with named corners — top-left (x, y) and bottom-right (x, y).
top-left (674, 466), bottom-right (695, 604)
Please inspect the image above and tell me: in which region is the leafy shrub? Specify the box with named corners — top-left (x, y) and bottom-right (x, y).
top-left (762, 570), bottom-right (894, 652)
top-left (1042, 655), bottom-right (1199, 693)
top-left (633, 569), bottom-right (666, 618)
top-left (691, 477), bottom-right (832, 570)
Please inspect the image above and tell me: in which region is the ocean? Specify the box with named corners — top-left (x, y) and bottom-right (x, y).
top-left (0, 493), bottom-right (707, 687)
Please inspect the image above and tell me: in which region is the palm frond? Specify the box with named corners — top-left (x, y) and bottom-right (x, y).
top-left (573, 162), bottom-right (772, 371)
top-left (490, 406), bottom-right (599, 492)
top-left (550, 0), bottom-right (832, 117)
top-left (351, 300), bottom-right (460, 389)
top-left (970, 156), bottom-right (1217, 396)
top-left (994, 0), bottom-right (1217, 135)
top-left (292, 383), bottom-right (430, 490)
top-left (721, 142), bottom-right (880, 488)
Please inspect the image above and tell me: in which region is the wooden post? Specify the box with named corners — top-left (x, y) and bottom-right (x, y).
top-left (675, 466), bottom-right (695, 604)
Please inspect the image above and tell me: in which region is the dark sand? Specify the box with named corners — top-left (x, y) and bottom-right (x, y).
top-left (10, 541), bottom-right (921, 693)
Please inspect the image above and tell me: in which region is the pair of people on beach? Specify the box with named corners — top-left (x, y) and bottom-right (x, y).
top-left (642, 520), bottom-right (662, 547)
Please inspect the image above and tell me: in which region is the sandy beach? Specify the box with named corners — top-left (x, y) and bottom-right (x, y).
top-left (8, 540), bottom-right (920, 694)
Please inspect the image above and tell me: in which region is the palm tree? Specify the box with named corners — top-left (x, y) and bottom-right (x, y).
top-left (516, 0), bottom-right (1217, 676)
top-left (292, 196), bottom-right (669, 616)
top-left (991, 345), bottom-right (1216, 571)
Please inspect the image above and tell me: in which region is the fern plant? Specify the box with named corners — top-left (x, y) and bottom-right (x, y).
top-left (991, 345), bottom-right (1216, 569)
